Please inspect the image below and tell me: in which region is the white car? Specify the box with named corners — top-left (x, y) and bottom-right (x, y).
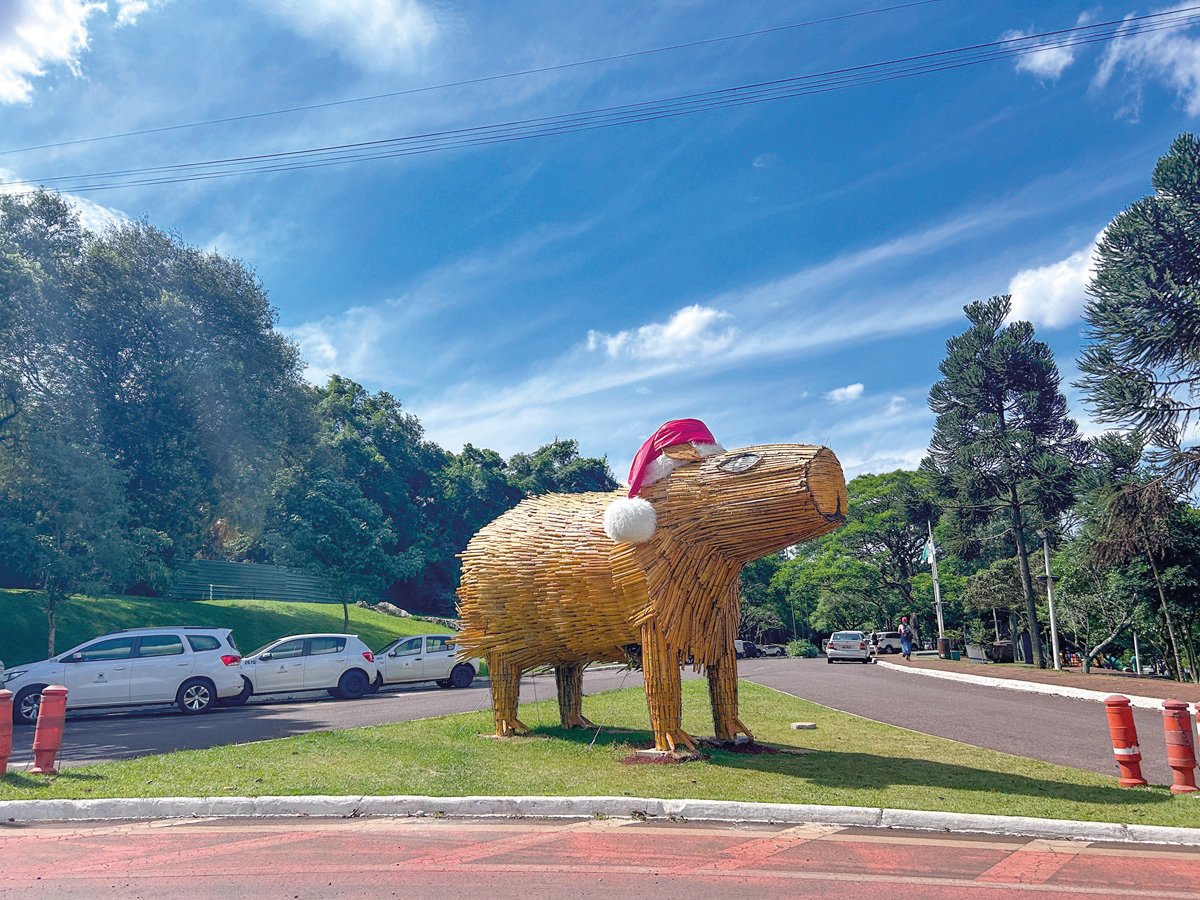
top-left (3, 627), bottom-right (245, 725)
top-left (826, 630), bottom-right (872, 664)
top-left (240, 633), bottom-right (378, 700)
top-left (372, 634), bottom-right (480, 690)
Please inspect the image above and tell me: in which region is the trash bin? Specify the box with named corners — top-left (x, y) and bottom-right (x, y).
top-left (937, 638), bottom-right (950, 658)
top-left (949, 650), bottom-right (961, 661)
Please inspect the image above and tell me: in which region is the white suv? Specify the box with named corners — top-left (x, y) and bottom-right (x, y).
top-left (3, 627), bottom-right (245, 725)
top-left (372, 634), bottom-right (480, 690)
top-left (240, 634), bottom-right (378, 701)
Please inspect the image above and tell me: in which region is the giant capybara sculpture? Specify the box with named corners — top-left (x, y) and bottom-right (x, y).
top-left (455, 419), bottom-right (846, 753)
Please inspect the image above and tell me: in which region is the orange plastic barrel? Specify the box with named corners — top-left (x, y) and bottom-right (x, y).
top-left (28, 685), bottom-right (68, 776)
top-left (1163, 699), bottom-right (1198, 794)
top-left (1105, 695), bottom-right (1147, 787)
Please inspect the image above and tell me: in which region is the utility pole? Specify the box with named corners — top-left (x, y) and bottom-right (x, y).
top-left (925, 521), bottom-right (946, 647)
top-left (1133, 628), bottom-right (1142, 676)
top-left (1035, 529), bottom-right (1062, 671)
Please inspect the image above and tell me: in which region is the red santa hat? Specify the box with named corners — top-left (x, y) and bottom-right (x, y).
top-left (603, 418), bottom-right (723, 544)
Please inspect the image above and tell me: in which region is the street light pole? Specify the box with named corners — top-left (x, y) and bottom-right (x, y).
top-left (927, 521), bottom-right (946, 642)
top-left (1036, 529), bottom-right (1061, 671)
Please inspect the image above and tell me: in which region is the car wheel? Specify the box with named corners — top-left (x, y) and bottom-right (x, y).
top-left (13, 685), bottom-right (45, 726)
top-left (218, 676), bottom-right (253, 708)
top-left (862, 658), bottom-right (871, 664)
top-left (826, 657), bottom-right (833, 664)
top-left (450, 664), bottom-right (475, 689)
top-left (337, 669), bottom-right (368, 700)
top-left (176, 678), bottom-right (216, 715)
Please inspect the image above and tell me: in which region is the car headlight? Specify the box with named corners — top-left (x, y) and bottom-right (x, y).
top-left (2, 669), bottom-right (28, 684)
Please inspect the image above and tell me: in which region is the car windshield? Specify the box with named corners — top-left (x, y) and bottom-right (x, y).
top-left (831, 632), bottom-right (862, 641)
top-left (249, 640), bottom-right (282, 657)
top-left (377, 639), bottom-right (398, 655)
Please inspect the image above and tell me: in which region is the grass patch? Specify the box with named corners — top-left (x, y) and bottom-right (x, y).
top-left (2, 680), bottom-right (1195, 828)
top-left (0, 589), bottom-right (444, 667)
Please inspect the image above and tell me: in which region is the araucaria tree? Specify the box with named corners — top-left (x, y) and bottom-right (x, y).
top-left (1080, 133), bottom-right (1200, 488)
top-left (925, 296), bottom-right (1086, 668)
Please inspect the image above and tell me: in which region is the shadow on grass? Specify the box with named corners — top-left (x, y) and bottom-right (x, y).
top-left (529, 724), bottom-right (1169, 809)
top-left (1, 769), bottom-right (103, 789)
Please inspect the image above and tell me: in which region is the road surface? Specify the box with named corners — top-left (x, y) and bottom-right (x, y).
top-left (4, 816), bottom-right (1198, 898)
top-left (7, 659), bottom-right (1165, 781)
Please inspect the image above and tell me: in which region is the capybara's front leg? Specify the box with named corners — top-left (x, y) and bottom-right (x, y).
top-left (555, 663), bottom-right (594, 728)
top-left (487, 653), bottom-right (528, 736)
top-left (708, 652), bottom-right (753, 743)
top-left (641, 624), bottom-right (696, 753)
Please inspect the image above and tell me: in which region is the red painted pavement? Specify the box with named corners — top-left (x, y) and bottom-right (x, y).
top-left (2, 816), bottom-right (1199, 898)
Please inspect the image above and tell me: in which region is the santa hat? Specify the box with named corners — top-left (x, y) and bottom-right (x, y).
top-left (603, 418), bottom-right (723, 544)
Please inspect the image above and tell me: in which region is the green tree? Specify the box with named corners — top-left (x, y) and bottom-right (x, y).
top-left (506, 438), bottom-right (617, 494)
top-left (924, 296), bottom-right (1086, 667)
top-left (0, 430), bottom-right (133, 654)
top-left (1080, 133), bottom-right (1200, 487)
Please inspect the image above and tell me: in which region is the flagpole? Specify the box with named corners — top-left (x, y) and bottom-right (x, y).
top-left (927, 521), bottom-right (946, 642)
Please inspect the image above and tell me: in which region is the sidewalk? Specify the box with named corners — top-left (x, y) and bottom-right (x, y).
top-left (899, 657), bottom-right (1200, 704)
top-left (878, 656), bottom-right (1199, 712)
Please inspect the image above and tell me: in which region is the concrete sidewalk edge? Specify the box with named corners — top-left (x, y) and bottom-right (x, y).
top-left (877, 660), bottom-right (1169, 710)
top-left (2, 794), bottom-right (1198, 845)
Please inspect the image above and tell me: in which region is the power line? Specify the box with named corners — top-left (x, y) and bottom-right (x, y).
top-left (6, 7), bottom-right (1197, 196)
top-left (0, 0), bottom-right (939, 157)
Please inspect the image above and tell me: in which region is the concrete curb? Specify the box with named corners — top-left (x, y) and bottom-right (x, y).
top-left (877, 660), bottom-right (1169, 710)
top-left (3, 794), bottom-right (1198, 845)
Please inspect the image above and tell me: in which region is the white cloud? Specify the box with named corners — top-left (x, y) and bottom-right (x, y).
top-left (254, 0), bottom-right (438, 70)
top-left (1094, 7), bottom-right (1200, 118)
top-left (0, 0), bottom-right (105, 104)
top-left (826, 383), bottom-right (864, 404)
top-left (114, 0), bottom-right (165, 27)
top-left (586, 305), bottom-right (737, 361)
top-left (885, 395), bottom-right (907, 416)
top-left (1006, 231), bottom-right (1103, 329)
top-left (1002, 29), bottom-right (1076, 80)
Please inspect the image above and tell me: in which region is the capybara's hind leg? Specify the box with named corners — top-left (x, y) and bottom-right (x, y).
top-left (488, 653), bottom-right (527, 736)
top-left (708, 652), bottom-right (753, 743)
top-left (641, 624), bottom-right (696, 753)
top-left (555, 663), bottom-right (594, 728)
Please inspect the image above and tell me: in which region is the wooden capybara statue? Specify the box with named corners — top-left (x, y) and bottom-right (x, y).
top-left (455, 419), bottom-right (846, 753)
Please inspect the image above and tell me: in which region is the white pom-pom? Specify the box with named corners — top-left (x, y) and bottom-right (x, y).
top-left (603, 496), bottom-right (657, 543)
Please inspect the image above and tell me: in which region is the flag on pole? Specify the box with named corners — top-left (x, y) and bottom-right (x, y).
top-left (921, 537), bottom-right (936, 565)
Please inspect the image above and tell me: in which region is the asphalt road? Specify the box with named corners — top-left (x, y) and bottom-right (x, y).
top-left (6, 816), bottom-right (1199, 898)
top-left (7, 658), bottom-right (1167, 782)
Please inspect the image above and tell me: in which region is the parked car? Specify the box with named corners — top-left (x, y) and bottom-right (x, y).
top-left (826, 630), bottom-right (872, 664)
top-left (871, 631), bottom-right (904, 654)
top-left (372, 634), bottom-right (480, 690)
top-left (734, 640), bottom-right (762, 659)
top-left (240, 634), bottom-right (377, 701)
top-left (3, 627), bottom-right (245, 725)
top-left (759, 644), bottom-right (787, 657)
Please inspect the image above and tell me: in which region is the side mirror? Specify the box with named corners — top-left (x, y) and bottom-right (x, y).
top-left (63, 652), bottom-right (83, 663)
top-left (388, 650), bottom-right (398, 657)
top-left (260, 652), bottom-right (273, 661)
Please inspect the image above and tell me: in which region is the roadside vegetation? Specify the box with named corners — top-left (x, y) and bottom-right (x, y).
top-left (0, 680), bottom-right (1193, 828)
top-left (0, 589), bottom-right (443, 668)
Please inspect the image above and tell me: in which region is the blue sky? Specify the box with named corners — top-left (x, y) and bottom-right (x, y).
top-left (2, 1), bottom-right (1198, 482)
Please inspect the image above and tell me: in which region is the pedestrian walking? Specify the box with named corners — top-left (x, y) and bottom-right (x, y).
top-left (899, 616), bottom-right (914, 660)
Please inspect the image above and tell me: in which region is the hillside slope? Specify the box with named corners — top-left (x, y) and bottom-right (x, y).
top-left (0, 591), bottom-right (445, 667)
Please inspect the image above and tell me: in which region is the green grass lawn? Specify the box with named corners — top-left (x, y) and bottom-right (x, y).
top-left (2, 680), bottom-right (1196, 828)
top-left (0, 589), bottom-right (444, 667)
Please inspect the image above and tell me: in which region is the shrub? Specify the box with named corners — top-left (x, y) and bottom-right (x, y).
top-left (787, 639), bottom-right (819, 658)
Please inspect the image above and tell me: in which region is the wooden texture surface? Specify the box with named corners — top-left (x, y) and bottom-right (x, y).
top-left (457, 443), bottom-right (846, 750)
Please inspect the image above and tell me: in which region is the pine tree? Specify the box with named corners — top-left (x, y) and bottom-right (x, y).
top-left (925, 296), bottom-right (1086, 667)
top-left (1080, 132), bottom-right (1200, 487)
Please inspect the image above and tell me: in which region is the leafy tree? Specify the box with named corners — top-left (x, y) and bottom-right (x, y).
top-left (924, 296), bottom-right (1086, 667)
top-left (1080, 133), bottom-right (1200, 487)
top-left (0, 430), bottom-right (133, 654)
top-left (506, 438), bottom-right (617, 494)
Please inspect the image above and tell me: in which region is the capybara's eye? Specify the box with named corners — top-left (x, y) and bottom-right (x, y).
top-left (717, 453), bottom-right (761, 474)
